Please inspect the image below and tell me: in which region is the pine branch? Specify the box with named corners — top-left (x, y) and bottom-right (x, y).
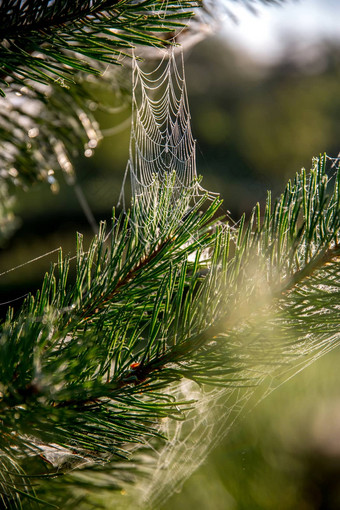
top-left (0, 155), bottom-right (339, 507)
top-left (0, 0), bottom-right (198, 189)
top-left (0, 62), bottom-right (134, 189)
top-left (0, 1), bottom-right (122, 38)
top-left (0, 0), bottom-right (197, 95)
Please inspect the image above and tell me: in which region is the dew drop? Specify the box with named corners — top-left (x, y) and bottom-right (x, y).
top-left (51, 181), bottom-right (60, 194)
top-left (28, 127), bottom-right (39, 138)
top-left (88, 139), bottom-right (97, 149)
top-left (8, 167), bottom-right (18, 177)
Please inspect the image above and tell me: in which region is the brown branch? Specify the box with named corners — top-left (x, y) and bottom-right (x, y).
top-left (78, 236), bottom-right (172, 323)
top-left (59, 242), bottom-right (340, 409)
top-left (129, 242), bottom-right (340, 386)
top-left (280, 243), bottom-right (340, 295)
top-left (32, 240), bottom-right (340, 411)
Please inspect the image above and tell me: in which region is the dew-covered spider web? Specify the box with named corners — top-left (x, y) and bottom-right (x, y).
top-left (117, 291), bottom-right (340, 509)
top-left (118, 47), bottom-right (216, 243)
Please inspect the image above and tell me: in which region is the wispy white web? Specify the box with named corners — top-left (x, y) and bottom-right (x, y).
top-left (114, 291), bottom-right (340, 510)
top-left (118, 48), bottom-right (214, 217)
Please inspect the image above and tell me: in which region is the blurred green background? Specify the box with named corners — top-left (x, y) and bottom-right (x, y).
top-left (1, 1), bottom-right (340, 507)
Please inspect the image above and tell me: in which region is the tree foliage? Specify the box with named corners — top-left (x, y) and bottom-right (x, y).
top-left (1, 156), bottom-right (339, 507)
top-left (0, 0), bottom-right (338, 509)
top-left (0, 0), bottom-right (196, 188)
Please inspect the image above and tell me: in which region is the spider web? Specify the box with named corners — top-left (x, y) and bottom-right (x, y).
top-left (118, 47), bottom-right (216, 243)
top-left (116, 278), bottom-right (340, 509)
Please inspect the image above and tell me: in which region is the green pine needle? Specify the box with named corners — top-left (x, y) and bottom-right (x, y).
top-left (0, 155), bottom-right (339, 507)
